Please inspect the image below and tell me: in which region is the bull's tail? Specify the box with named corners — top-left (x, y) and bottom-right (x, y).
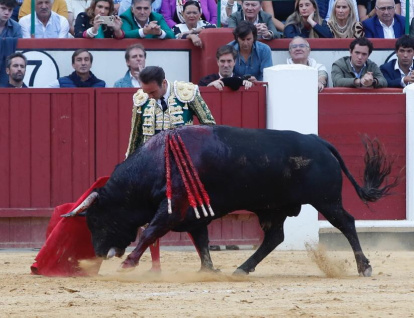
top-left (320, 136), bottom-right (399, 203)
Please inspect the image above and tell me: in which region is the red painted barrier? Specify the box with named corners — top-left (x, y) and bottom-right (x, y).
top-left (0, 86), bottom-right (407, 248)
top-left (319, 89), bottom-right (406, 220)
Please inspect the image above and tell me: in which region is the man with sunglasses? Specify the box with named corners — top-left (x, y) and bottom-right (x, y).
top-left (362, 0), bottom-right (405, 38)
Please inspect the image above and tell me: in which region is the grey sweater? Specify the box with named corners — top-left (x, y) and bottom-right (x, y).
top-left (331, 56), bottom-right (387, 88)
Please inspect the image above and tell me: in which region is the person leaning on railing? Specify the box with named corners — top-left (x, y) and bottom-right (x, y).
top-left (74, 0), bottom-right (124, 38)
top-left (172, 0), bottom-right (216, 48)
top-left (161, 0), bottom-right (217, 28)
top-left (120, 0), bottom-right (174, 39)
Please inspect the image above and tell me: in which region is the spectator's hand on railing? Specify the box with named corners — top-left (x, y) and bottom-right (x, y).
top-left (361, 72), bottom-right (374, 87)
top-left (143, 21), bottom-right (162, 36)
top-left (188, 34), bottom-right (203, 48)
top-left (404, 71), bottom-right (414, 85)
top-left (243, 80), bottom-right (253, 90)
top-left (207, 79), bottom-right (225, 91)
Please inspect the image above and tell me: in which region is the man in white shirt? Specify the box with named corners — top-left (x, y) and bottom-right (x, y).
top-left (362, 0), bottom-right (405, 38)
top-left (287, 36), bottom-right (328, 92)
top-left (19, 0), bottom-right (69, 38)
top-left (114, 43), bottom-right (146, 88)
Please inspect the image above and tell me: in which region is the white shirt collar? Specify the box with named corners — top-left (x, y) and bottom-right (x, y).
top-left (379, 18), bottom-right (395, 39)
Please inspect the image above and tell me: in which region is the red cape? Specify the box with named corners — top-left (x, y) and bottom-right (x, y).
top-left (30, 177), bottom-right (109, 277)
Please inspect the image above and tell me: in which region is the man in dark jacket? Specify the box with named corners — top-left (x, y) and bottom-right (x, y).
top-left (199, 45), bottom-right (253, 91)
top-left (5, 52), bottom-right (27, 88)
top-left (380, 35), bottom-right (414, 88)
top-left (47, 49), bottom-right (105, 88)
top-left (362, 0), bottom-right (405, 38)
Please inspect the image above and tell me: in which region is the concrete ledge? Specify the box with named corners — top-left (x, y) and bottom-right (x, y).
top-left (319, 231), bottom-right (414, 251)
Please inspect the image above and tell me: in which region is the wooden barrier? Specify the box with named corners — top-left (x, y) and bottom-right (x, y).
top-left (319, 88), bottom-right (406, 221)
top-left (0, 86), bottom-right (407, 247)
top-left (0, 86), bottom-right (266, 247)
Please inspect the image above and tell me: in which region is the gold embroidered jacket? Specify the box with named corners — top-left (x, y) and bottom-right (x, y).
top-left (125, 81), bottom-right (216, 157)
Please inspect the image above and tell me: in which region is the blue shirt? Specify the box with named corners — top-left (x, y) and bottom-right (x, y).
top-left (0, 19), bottom-right (22, 38)
top-left (228, 40), bottom-right (273, 81)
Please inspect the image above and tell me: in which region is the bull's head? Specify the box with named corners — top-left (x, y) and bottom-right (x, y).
top-left (63, 191), bottom-right (139, 260)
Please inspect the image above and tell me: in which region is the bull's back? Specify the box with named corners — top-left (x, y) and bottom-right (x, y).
top-left (178, 126), bottom-right (343, 210)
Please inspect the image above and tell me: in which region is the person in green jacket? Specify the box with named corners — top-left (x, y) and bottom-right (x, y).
top-left (331, 37), bottom-right (387, 88)
top-left (120, 0), bottom-right (174, 39)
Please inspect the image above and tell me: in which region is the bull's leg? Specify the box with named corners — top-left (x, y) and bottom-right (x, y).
top-left (316, 203), bottom-right (372, 277)
top-left (234, 214), bottom-right (287, 275)
top-left (120, 224), bottom-right (170, 271)
top-left (187, 225), bottom-right (218, 272)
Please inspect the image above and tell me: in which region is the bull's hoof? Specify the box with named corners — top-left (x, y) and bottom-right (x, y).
top-left (359, 265), bottom-right (372, 277)
top-left (118, 258), bottom-right (137, 272)
top-left (233, 268), bottom-right (249, 276)
top-left (199, 267), bottom-right (221, 274)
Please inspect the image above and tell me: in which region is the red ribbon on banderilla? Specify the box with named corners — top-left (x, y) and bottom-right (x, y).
top-left (165, 132), bottom-right (215, 219)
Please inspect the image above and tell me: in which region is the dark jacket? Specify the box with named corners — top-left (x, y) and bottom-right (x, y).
top-left (283, 19), bottom-right (333, 38)
top-left (120, 8), bottom-right (174, 39)
top-left (362, 15), bottom-right (405, 38)
top-left (58, 71), bottom-right (106, 88)
top-left (380, 59), bottom-right (410, 88)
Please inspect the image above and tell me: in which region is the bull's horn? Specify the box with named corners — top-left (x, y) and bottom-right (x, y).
top-left (61, 192), bottom-right (99, 217)
top-left (107, 248), bottom-right (116, 259)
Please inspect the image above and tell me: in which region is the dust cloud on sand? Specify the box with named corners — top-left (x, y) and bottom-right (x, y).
top-left (1, 248), bottom-right (413, 317)
top-left (305, 242), bottom-right (348, 278)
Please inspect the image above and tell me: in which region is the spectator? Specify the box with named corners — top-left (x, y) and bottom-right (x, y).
top-left (287, 36), bottom-right (328, 92)
top-left (74, 0), bottom-right (124, 38)
top-left (4, 52), bottom-right (27, 87)
top-left (19, 0), bottom-right (69, 38)
top-left (120, 0), bottom-right (174, 39)
top-left (327, 0), bottom-right (364, 38)
top-left (114, 43), bottom-right (146, 88)
top-left (118, 0), bottom-right (161, 16)
top-left (220, 0), bottom-right (240, 27)
top-left (67, 0), bottom-right (92, 34)
top-left (18, 0), bottom-right (68, 19)
top-left (325, 0), bottom-right (359, 20)
top-left (0, 0), bottom-right (22, 38)
top-left (228, 21), bottom-right (272, 82)
top-left (358, 0), bottom-right (400, 22)
top-left (380, 35), bottom-right (414, 88)
top-left (125, 65), bottom-right (216, 155)
top-left (47, 49), bottom-right (105, 88)
top-left (331, 37), bottom-right (387, 88)
top-left (284, 0), bottom-right (333, 38)
top-left (199, 44), bottom-right (253, 91)
top-left (161, 0), bottom-right (217, 28)
top-left (227, 0), bottom-right (279, 40)
top-left (172, 0), bottom-right (216, 48)
top-left (362, 0), bottom-right (405, 38)
top-left (262, 0), bottom-right (288, 32)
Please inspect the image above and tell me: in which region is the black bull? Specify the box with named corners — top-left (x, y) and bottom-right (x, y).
top-left (83, 125), bottom-right (397, 276)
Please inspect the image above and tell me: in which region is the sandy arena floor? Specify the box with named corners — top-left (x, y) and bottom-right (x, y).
top-left (0, 247), bottom-right (413, 318)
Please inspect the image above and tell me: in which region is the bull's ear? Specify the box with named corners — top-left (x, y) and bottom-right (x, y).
top-left (61, 192), bottom-right (99, 218)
